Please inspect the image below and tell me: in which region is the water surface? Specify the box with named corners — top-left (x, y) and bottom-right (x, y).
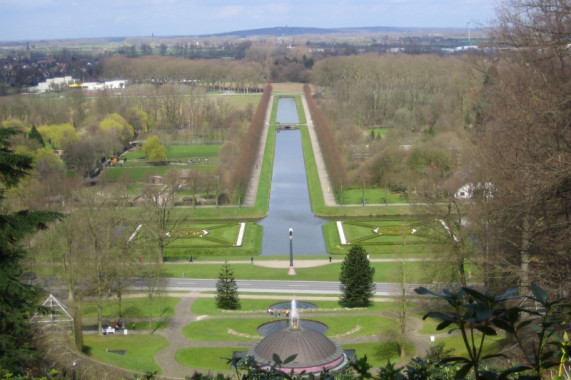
top-left (259, 98), bottom-right (327, 255)
top-left (260, 131), bottom-right (327, 255)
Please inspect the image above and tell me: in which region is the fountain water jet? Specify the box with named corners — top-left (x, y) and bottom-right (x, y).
top-left (248, 297), bottom-right (348, 374)
top-left (290, 298), bottom-right (299, 329)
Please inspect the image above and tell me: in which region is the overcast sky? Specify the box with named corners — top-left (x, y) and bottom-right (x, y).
top-left (0, 0), bottom-right (497, 42)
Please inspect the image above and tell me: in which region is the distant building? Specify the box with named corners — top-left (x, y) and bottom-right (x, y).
top-left (82, 80), bottom-right (127, 91)
top-left (442, 45), bottom-right (480, 54)
top-left (29, 78), bottom-right (127, 93)
top-left (29, 76), bottom-right (73, 93)
top-left (150, 176), bottom-right (162, 185)
top-left (455, 182), bottom-right (494, 199)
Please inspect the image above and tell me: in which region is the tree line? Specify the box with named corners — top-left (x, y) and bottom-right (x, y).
top-left (304, 83), bottom-right (348, 198)
top-left (229, 84), bottom-right (272, 205)
top-left (304, 0), bottom-right (570, 299)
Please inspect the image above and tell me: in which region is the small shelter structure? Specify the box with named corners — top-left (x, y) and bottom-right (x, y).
top-left (30, 294), bottom-right (73, 332)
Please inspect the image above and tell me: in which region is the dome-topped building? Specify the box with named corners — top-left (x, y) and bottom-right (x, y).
top-left (247, 299), bottom-right (348, 375)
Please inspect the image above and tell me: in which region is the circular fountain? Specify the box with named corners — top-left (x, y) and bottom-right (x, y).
top-left (247, 299), bottom-right (348, 374)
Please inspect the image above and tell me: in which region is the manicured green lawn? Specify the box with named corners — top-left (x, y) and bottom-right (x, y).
top-left (182, 318), bottom-right (263, 341)
top-left (81, 297), bottom-right (179, 319)
top-left (123, 143), bottom-right (220, 160)
top-left (104, 165), bottom-right (175, 181)
top-left (161, 261), bottom-right (433, 283)
top-left (173, 342), bottom-right (415, 372)
top-left (166, 144), bottom-right (220, 159)
top-left (215, 94), bottom-right (261, 111)
top-left (83, 334), bottom-right (168, 374)
top-left (319, 315), bottom-right (402, 337)
top-left (168, 222), bottom-right (241, 248)
top-left (192, 298), bottom-right (272, 315)
top-left (342, 188), bottom-right (410, 205)
top-left (190, 298), bottom-right (412, 316)
top-left (175, 347), bottom-right (244, 372)
top-left (431, 335), bottom-right (506, 358)
top-left (181, 314), bottom-right (402, 341)
top-left (163, 222), bottom-right (262, 260)
top-left (323, 219), bottom-right (443, 255)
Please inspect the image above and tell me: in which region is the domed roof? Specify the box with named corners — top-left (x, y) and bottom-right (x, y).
top-left (247, 325), bottom-right (345, 373)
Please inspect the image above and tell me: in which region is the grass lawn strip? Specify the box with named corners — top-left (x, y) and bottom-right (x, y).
top-left (160, 261), bottom-right (433, 282)
top-left (81, 297), bottom-right (180, 319)
top-left (175, 347), bottom-right (245, 372)
top-left (191, 298), bottom-right (411, 315)
top-left (83, 334), bottom-right (168, 374)
top-left (182, 314), bottom-right (402, 342)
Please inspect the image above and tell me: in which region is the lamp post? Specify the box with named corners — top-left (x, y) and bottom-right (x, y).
top-left (72, 360), bottom-right (77, 380)
top-left (288, 227), bottom-right (296, 275)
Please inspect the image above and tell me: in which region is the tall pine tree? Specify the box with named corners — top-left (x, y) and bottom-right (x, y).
top-left (0, 127), bottom-right (60, 370)
top-left (28, 125), bottom-right (44, 147)
top-left (215, 261), bottom-right (240, 310)
top-left (339, 245), bottom-right (376, 307)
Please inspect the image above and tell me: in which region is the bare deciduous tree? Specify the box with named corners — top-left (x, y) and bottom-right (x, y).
top-left (474, 0), bottom-right (570, 295)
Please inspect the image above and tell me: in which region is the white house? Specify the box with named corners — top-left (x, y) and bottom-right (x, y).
top-left (455, 182), bottom-right (494, 199)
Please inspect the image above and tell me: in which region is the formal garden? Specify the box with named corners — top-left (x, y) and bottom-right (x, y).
top-left (70, 88), bottom-right (490, 377)
top-left (79, 295), bottom-right (506, 375)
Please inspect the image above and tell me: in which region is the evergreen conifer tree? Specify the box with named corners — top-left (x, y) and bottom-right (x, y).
top-left (0, 127), bottom-right (60, 369)
top-left (339, 245), bottom-right (376, 307)
top-left (215, 261), bottom-right (240, 310)
top-left (28, 125), bottom-right (44, 147)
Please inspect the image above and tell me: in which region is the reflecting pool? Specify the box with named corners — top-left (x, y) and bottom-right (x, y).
top-left (260, 98), bottom-right (327, 255)
top-left (275, 97), bottom-right (299, 124)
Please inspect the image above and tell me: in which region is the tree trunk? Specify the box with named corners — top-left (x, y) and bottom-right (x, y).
top-left (458, 253), bottom-right (467, 287)
top-left (148, 294), bottom-right (154, 330)
top-left (158, 240), bottom-right (164, 263)
top-left (520, 211), bottom-right (531, 295)
top-left (97, 284), bottom-right (103, 336)
top-left (73, 302), bottom-right (83, 351)
top-left (399, 235), bottom-right (407, 358)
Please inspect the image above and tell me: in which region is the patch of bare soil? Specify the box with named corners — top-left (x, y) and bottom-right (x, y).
top-left (271, 82), bottom-right (313, 93)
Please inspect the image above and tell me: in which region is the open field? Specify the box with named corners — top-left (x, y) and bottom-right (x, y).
top-left (270, 82), bottom-right (308, 93)
top-left (210, 93), bottom-right (262, 110)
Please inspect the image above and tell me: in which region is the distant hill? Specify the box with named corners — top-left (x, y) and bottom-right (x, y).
top-left (201, 25), bottom-right (456, 38)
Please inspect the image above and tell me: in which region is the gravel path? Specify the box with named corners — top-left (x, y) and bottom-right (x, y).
top-left (154, 296), bottom-right (199, 379)
top-left (300, 93), bottom-right (336, 206)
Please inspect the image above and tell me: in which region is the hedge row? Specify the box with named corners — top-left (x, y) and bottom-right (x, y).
top-left (303, 84), bottom-right (347, 197)
top-left (230, 84), bottom-right (272, 204)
